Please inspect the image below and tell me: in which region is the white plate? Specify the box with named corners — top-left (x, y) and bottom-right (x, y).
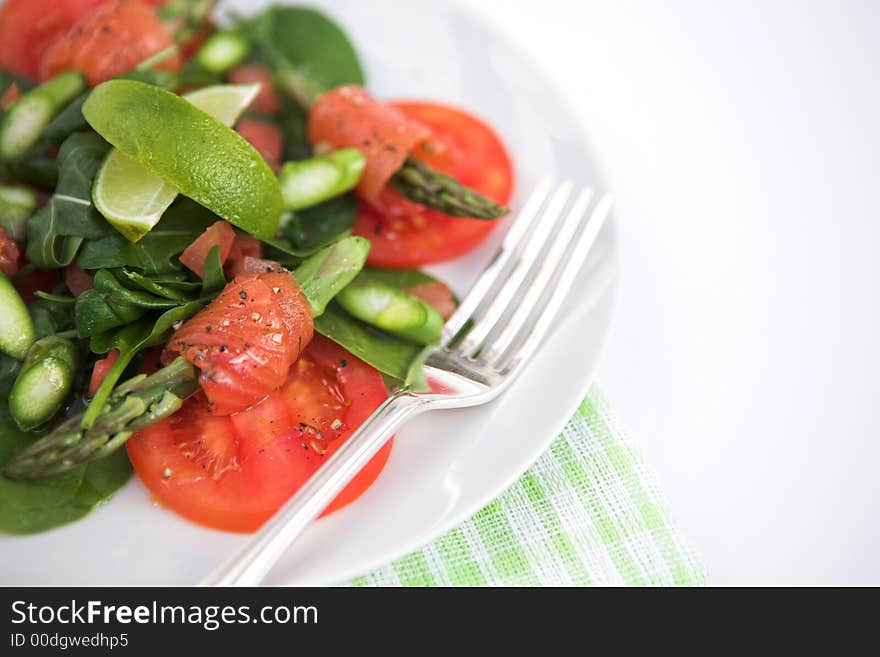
top-left (1, 0), bottom-right (618, 585)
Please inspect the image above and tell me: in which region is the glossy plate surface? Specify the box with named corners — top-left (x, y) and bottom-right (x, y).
top-left (2, 0), bottom-right (618, 585)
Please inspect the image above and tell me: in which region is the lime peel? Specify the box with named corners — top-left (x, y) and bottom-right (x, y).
top-left (86, 81), bottom-right (280, 241)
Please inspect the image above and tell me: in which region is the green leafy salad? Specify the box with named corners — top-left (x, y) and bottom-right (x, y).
top-left (0, 0), bottom-right (513, 534)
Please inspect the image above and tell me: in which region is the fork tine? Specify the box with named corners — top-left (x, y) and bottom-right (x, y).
top-left (452, 180), bottom-right (574, 357)
top-left (481, 186), bottom-right (595, 364)
top-left (495, 193), bottom-right (613, 374)
top-left (441, 177), bottom-right (555, 345)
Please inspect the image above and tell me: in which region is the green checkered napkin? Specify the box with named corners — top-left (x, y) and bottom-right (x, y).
top-left (347, 386), bottom-right (707, 586)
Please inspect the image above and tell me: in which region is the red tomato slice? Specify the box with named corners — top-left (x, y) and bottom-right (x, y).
top-left (0, 228), bottom-right (20, 277)
top-left (308, 86), bottom-right (431, 204)
top-left (0, 0), bottom-right (107, 80)
top-left (13, 267), bottom-right (56, 304)
top-left (164, 272), bottom-right (314, 416)
top-left (88, 348), bottom-right (119, 398)
top-left (227, 234), bottom-right (262, 261)
top-left (224, 234), bottom-right (261, 277)
top-left (236, 118), bottom-right (283, 172)
top-left (353, 102), bottom-right (514, 267)
top-left (39, 0), bottom-right (181, 86)
top-left (178, 220), bottom-right (236, 279)
top-left (63, 262), bottom-right (94, 296)
top-left (224, 234), bottom-right (284, 277)
top-left (404, 281), bottom-right (457, 320)
top-left (228, 65), bottom-right (280, 116)
top-left (128, 335), bottom-right (392, 532)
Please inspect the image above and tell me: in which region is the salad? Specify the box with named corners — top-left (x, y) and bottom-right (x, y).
top-left (0, 0), bottom-right (513, 535)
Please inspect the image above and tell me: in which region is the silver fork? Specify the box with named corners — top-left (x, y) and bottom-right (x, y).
top-left (202, 179), bottom-right (613, 586)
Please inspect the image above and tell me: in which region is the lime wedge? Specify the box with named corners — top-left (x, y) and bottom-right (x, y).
top-left (183, 84), bottom-right (259, 126)
top-left (92, 84), bottom-right (261, 242)
top-left (93, 153), bottom-right (177, 242)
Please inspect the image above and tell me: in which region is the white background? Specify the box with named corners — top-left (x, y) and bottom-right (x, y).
top-left (465, 0), bottom-right (880, 584)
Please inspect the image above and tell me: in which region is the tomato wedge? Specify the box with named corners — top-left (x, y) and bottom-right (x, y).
top-left (13, 267), bottom-right (56, 304)
top-left (224, 234), bottom-right (284, 277)
top-left (88, 349), bottom-right (119, 397)
top-left (63, 262), bottom-right (94, 296)
top-left (128, 335), bottom-right (393, 532)
top-left (224, 234), bottom-right (261, 277)
top-left (0, 228), bottom-right (21, 277)
top-left (227, 234), bottom-right (262, 261)
top-left (228, 65), bottom-right (280, 116)
top-left (39, 0), bottom-right (181, 86)
top-left (179, 220), bottom-right (236, 279)
top-left (236, 118), bottom-right (283, 172)
top-left (353, 102), bottom-right (514, 267)
top-left (308, 86), bottom-right (431, 204)
top-left (164, 272), bottom-right (313, 416)
top-left (404, 281), bottom-right (457, 320)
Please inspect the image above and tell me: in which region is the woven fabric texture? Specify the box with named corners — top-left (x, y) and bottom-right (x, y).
top-left (347, 387), bottom-right (707, 586)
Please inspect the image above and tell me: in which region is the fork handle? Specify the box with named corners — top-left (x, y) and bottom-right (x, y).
top-left (201, 392), bottom-right (422, 586)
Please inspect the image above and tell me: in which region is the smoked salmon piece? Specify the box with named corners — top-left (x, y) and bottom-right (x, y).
top-left (308, 85), bottom-right (431, 205)
top-left (164, 272), bottom-right (314, 415)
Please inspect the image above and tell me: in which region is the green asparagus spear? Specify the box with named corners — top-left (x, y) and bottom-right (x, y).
top-left (195, 31), bottom-right (250, 75)
top-left (335, 282), bottom-right (443, 345)
top-left (8, 337), bottom-right (79, 432)
top-left (391, 157), bottom-right (509, 219)
top-left (0, 71), bottom-right (86, 160)
top-left (0, 272), bottom-right (35, 361)
top-left (0, 186), bottom-right (37, 244)
top-left (3, 236), bottom-right (370, 479)
top-left (279, 149), bottom-right (365, 211)
top-left (3, 356), bottom-right (198, 479)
